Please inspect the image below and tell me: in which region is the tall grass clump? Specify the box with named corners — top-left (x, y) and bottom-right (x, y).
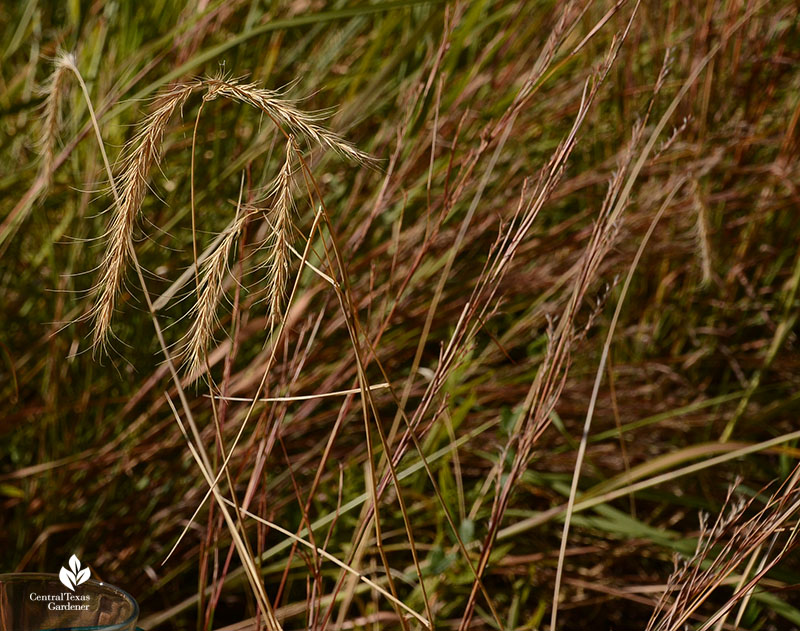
top-left (3, 2), bottom-right (800, 631)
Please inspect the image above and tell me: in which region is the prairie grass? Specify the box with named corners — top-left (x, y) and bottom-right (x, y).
top-left (2, 2), bottom-right (800, 631)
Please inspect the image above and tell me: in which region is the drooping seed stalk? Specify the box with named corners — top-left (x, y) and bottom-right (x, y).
top-left (91, 81), bottom-right (199, 350)
top-left (204, 75), bottom-right (374, 166)
top-left (92, 75), bottom-right (371, 351)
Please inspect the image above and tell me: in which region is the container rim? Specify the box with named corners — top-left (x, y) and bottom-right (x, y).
top-left (0, 572), bottom-right (139, 631)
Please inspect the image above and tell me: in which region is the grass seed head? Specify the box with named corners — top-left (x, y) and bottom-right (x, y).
top-left (38, 52), bottom-right (75, 189)
top-left (91, 81), bottom-right (199, 351)
top-left (264, 139), bottom-right (298, 331)
top-left (183, 211), bottom-right (250, 381)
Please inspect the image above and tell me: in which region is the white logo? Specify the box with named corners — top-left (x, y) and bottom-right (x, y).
top-left (59, 555), bottom-right (90, 591)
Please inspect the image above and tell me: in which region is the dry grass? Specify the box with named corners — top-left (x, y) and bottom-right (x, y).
top-left (203, 75), bottom-right (374, 167)
top-left (3, 2), bottom-right (800, 631)
top-left (648, 469), bottom-right (800, 631)
top-left (91, 75), bottom-right (368, 360)
top-left (691, 178), bottom-right (714, 287)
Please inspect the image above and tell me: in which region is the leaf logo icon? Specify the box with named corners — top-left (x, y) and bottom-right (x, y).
top-left (59, 555), bottom-right (90, 591)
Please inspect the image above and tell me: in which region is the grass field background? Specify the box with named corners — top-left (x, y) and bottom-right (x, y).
top-left (2, 1), bottom-right (800, 629)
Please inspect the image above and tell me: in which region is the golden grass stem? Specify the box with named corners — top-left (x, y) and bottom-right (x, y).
top-left (190, 99), bottom-right (206, 293)
top-left (213, 496), bottom-right (430, 628)
top-left (165, 394), bottom-right (282, 631)
top-left (206, 382), bottom-right (390, 402)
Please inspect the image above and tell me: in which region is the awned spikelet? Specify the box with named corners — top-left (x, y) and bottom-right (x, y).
top-left (182, 211), bottom-right (250, 381)
top-left (264, 140), bottom-right (297, 331)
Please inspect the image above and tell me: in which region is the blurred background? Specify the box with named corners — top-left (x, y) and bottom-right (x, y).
top-left (2, 1), bottom-right (800, 629)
